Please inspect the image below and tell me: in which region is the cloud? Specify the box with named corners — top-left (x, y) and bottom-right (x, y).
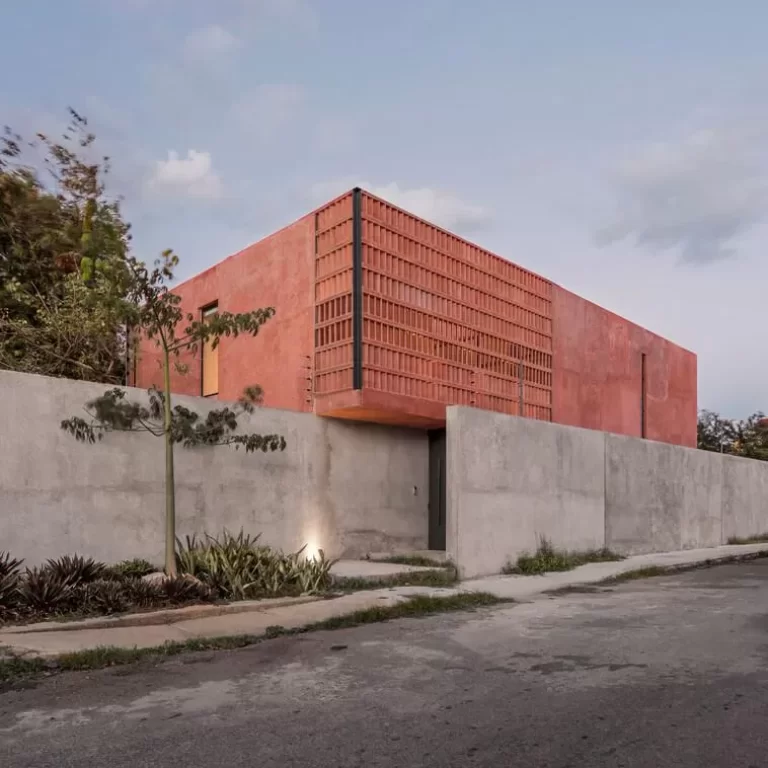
top-left (183, 24), bottom-right (240, 62)
top-left (311, 180), bottom-right (492, 232)
top-left (145, 150), bottom-right (223, 200)
top-left (597, 123), bottom-right (768, 264)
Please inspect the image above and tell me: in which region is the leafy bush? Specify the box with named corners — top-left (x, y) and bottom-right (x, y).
top-left (108, 558), bottom-right (157, 580)
top-left (160, 576), bottom-right (214, 604)
top-left (17, 567), bottom-right (75, 612)
top-left (0, 531), bottom-right (334, 626)
top-left (45, 555), bottom-right (107, 586)
top-left (74, 579), bottom-right (131, 615)
top-left (176, 530), bottom-right (336, 599)
top-left (121, 578), bottom-right (165, 607)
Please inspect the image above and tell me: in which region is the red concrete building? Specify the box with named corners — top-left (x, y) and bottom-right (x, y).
top-left (131, 188), bottom-right (697, 448)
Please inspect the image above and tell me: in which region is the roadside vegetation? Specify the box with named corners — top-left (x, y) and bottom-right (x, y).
top-left (0, 530), bottom-right (335, 626)
top-left (726, 533), bottom-right (768, 545)
top-left (503, 537), bottom-right (624, 575)
top-left (332, 566), bottom-right (458, 592)
top-left (0, 592), bottom-right (508, 685)
top-left (370, 554), bottom-right (449, 568)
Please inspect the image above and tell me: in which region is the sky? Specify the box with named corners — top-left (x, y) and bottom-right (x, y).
top-left (2, 0), bottom-right (767, 418)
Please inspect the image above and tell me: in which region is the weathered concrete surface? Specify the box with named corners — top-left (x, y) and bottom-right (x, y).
top-left (0, 370), bottom-right (428, 565)
top-left (4, 541), bottom-right (763, 658)
top-left (447, 407), bottom-right (605, 577)
top-left (721, 453), bottom-right (768, 542)
top-left (447, 406), bottom-right (768, 576)
top-left (3, 561), bottom-right (768, 767)
top-left (605, 434), bottom-right (724, 554)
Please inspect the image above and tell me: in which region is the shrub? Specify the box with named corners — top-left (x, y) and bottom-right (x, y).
top-left (45, 555), bottom-right (107, 586)
top-left (176, 530), bottom-right (336, 599)
top-left (160, 576), bottom-right (215, 605)
top-left (121, 578), bottom-right (165, 607)
top-left (17, 567), bottom-right (75, 612)
top-left (74, 579), bottom-right (131, 615)
top-left (108, 558), bottom-right (157, 580)
top-left (0, 552), bottom-right (23, 619)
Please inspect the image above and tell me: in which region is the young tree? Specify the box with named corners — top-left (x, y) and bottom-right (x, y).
top-left (61, 250), bottom-right (286, 576)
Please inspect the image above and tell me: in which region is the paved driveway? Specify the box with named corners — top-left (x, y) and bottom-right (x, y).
top-left (2, 561), bottom-right (768, 767)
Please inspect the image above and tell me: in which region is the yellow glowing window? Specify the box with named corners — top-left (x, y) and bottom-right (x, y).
top-left (201, 303), bottom-right (219, 396)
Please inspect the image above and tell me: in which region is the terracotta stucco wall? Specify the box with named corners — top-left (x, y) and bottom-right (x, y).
top-left (132, 215), bottom-right (316, 411)
top-left (551, 286), bottom-right (697, 447)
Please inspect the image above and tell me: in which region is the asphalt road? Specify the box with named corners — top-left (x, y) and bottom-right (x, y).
top-left (2, 561), bottom-right (768, 767)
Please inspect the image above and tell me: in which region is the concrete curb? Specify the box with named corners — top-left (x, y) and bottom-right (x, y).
top-left (458, 543), bottom-right (768, 600)
top-left (1, 543), bottom-right (766, 659)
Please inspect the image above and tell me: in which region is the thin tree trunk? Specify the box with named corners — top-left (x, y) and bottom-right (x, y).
top-left (162, 349), bottom-right (177, 577)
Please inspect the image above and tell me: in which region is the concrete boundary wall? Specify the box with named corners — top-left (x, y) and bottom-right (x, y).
top-left (0, 371), bottom-right (429, 565)
top-left (447, 406), bottom-right (768, 578)
top-left (446, 407), bottom-right (606, 578)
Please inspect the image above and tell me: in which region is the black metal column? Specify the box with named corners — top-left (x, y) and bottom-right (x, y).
top-left (352, 187), bottom-right (363, 390)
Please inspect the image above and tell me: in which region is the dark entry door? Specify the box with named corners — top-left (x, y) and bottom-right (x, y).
top-left (428, 429), bottom-right (447, 550)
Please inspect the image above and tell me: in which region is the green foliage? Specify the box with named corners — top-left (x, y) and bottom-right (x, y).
top-left (0, 593), bottom-right (508, 685)
top-left (61, 386), bottom-right (286, 452)
top-left (17, 567), bottom-right (75, 612)
top-left (726, 533), bottom-right (768, 545)
top-left (698, 409), bottom-right (768, 461)
top-left (159, 575), bottom-right (214, 604)
top-left (74, 579), bottom-right (131, 615)
top-left (0, 551), bottom-right (217, 625)
top-left (0, 110), bottom-right (132, 383)
top-left (332, 567), bottom-right (459, 591)
top-left (120, 578), bottom-right (165, 607)
top-left (176, 530), bottom-right (336, 599)
top-left (60, 245), bottom-right (286, 577)
top-left (0, 552), bottom-right (23, 618)
top-left (109, 558), bottom-right (156, 579)
top-left (504, 537), bottom-right (624, 575)
top-left (44, 555), bottom-right (107, 586)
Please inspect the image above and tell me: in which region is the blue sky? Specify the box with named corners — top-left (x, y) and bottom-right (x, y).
top-left (3, 0), bottom-right (768, 417)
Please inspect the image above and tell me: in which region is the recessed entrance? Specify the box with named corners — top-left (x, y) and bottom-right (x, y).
top-left (428, 429), bottom-right (447, 551)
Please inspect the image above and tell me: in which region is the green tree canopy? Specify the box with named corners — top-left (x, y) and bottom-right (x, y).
top-left (697, 410), bottom-right (768, 461)
top-left (0, 109), bottom-right (132, 383)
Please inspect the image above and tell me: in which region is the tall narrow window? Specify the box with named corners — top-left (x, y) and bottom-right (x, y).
top-left (201, 303), bottom-right (219, 397)
top-left (640, 352), bottom-right (647, 438)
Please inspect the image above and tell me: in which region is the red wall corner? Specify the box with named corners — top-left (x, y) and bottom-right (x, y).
top-left (132, 214), bottom-right (317, 412)
top-left (551, 286), bottom-right (697, 447)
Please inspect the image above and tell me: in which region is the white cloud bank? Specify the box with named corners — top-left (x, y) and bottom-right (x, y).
top-left (311, 180), bottom-right (492, 232)
top-left (145, 150), bottom-right (223, 200)
top-left (597, 123), bottom-right (768, 263)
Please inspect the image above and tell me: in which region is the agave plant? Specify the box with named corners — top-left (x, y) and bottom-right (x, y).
top-left (18, 567), bottom-right (75, 612)
top-left (44, 555), bottom-right (107, 587)
top-left (161, 576), bottom-right (214, 604)
top-left (108, 558), bottom-right (156, 580)
top-left (175, 530), bottom-right (336, 599)
top-left (121, 578), bottom-right (166, 608)
top-left (75, 579), bottom-right (131, 615)
top-left (0, 552), bottom-right (23, 619)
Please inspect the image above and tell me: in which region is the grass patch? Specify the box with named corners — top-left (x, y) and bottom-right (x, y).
top-left (332, 567), bottom-right (458, 592)
top-left (503, 537), bottom-right (623, 575)
top-left (600, 566), bottom-right (668, 584)
top-left (0, 592), bottom-right (506, 686)
top-left (0, 656), bottom-right (48, 683)
top-left (727, 533), bottom-right (768, 545)
top-left (371, 555), bottom-right (450, 568)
